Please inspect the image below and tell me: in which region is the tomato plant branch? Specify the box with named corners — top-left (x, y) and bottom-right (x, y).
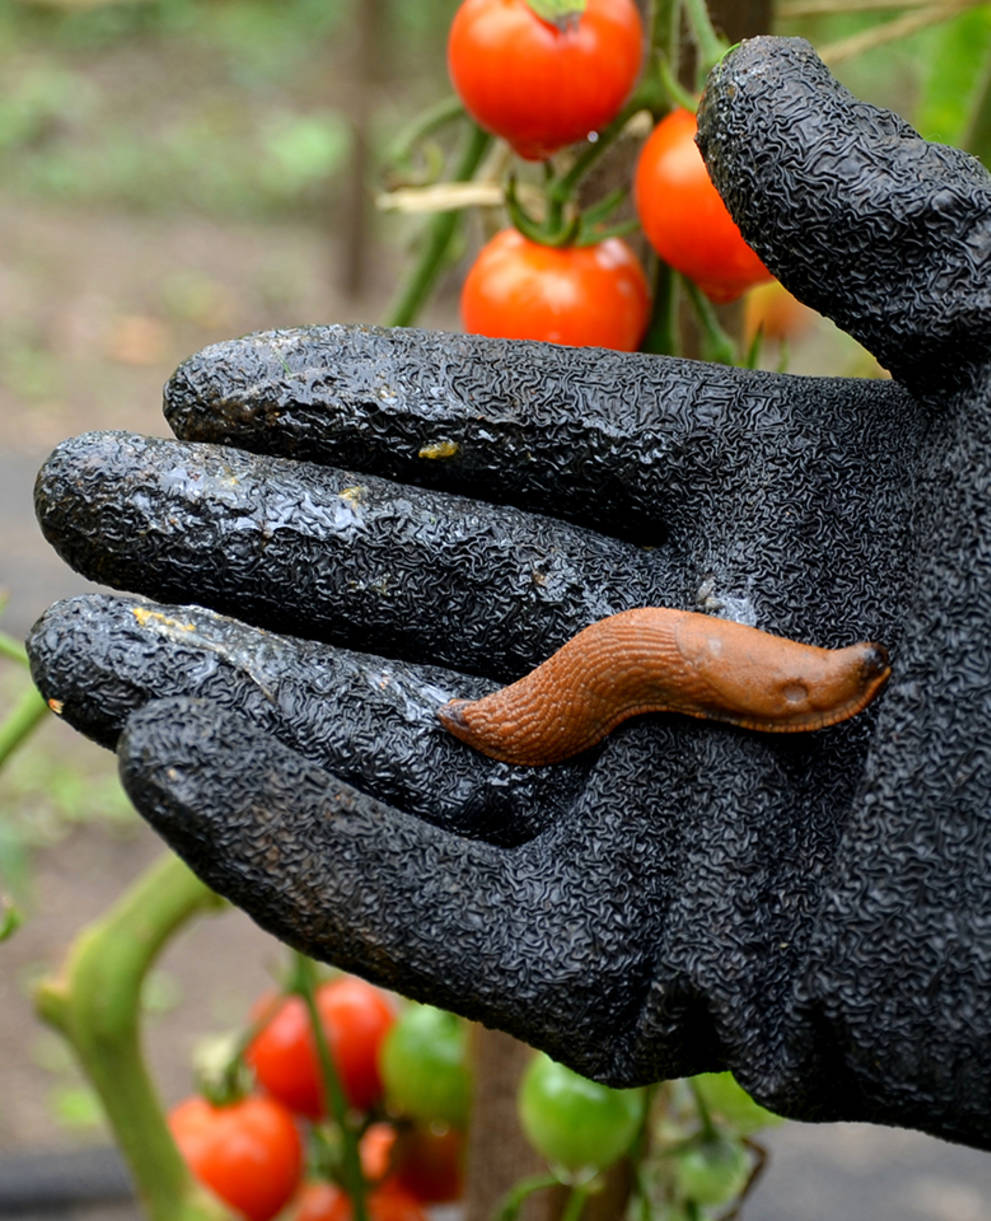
top-left (547, 79), bottom-right (666, 214)
top-left (649, 0), bottom-right (683, 58)
top-left (0, 682), bottom-right (49, 769)
top-left (0, 628), bottom-right (29, 665)
top-left (780, 0), bottom-right (949, 14)
top-left (492, 1172), bottom-right (560, 1221)
top-left (655, 52), bottom-right (700, 113)
top-left (640, 257), bottom-right (680, 354)
top-left (0, 894), bottom-right (22, 940)
top-left (820, 0), bottom-right (977, 65)
top-left (681, 0), bottom-right (728, 75)
top-left (385, 121), bottom-right (492, 328)
top-left (686, 1076), bottom-right (717, 1141)
top-left (34, 851), bottom-right (229, 1221)
top-left (681, 277), bottom-right (737, 364)
top-left (385, 95), bottom-right (467, 180)
top-left (560, 1182), bottom-right (593, 1221)
top-left (290, 952), bottom-right (368, 1221)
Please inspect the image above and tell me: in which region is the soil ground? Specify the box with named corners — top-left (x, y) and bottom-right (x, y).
top-left (1, 164), bottom-right (989, 1221)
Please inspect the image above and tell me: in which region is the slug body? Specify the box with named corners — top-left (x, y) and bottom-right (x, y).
top-left (438, 608), bottom-right (891, 766)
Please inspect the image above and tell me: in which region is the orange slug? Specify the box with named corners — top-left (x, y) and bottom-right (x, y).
top-left (438, 608), bottom-right (891, 766)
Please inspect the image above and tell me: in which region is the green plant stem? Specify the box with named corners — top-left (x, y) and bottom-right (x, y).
top-left (0, 630), bottom-right (29, 665)
top-left (548, 76), bottom-right (667, 212)
top-left (0, 895), bottom-right (22, 940)
top-left (682, 277), bottom-right (737, 364)
top-left (492, 1173), bottom-right (560, 1221)
top-left (650, 0), bottom-right (682, 57)
top-left (687, 1076), bottom-right (717, 1141)
top-left (0, 683), bottom-right (48, 768)
top-left (641, 258), bottom-right (680, 354)
top-left (561, 1182), bottom-right (592, 1221)
top-left (385, 121), bottom-right (492, 327)
top-left (35, 852), bottom-right (229, 1221)
top-left (386, 94), bottom-right (467, 169)
top-left (682, 0), bottom-right (727, 72)
top-left (656, 51), bottom-right (700, 112)
top-left (291, 953), bottom-right (368, 1221)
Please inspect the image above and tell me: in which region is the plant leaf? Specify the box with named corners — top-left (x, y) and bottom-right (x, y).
top-left (915, 7), bottom-right (991, 149)
top-left (525, 0), bottom-right (586, 32)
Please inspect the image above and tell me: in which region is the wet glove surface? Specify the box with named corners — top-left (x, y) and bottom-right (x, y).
top-left (28, 37), bottom-right (991, 1148)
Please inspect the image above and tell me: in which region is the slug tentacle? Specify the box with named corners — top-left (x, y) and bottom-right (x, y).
top-left (437, 608), bottom-right (891, 766)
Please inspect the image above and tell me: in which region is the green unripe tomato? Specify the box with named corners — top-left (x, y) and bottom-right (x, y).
top-left (671, 1132), bottom-right (751, 1207)
top-left (517, 1052), bottom-right (646, 1177)
top-left (691, 1072), bottom-right (782, 1135)
top-left (379, 1003), bottom-right (472, 1128)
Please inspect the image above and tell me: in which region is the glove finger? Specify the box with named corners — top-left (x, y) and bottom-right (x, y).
top-left (34, 430), bottom-right (674, 679)
top-left (697, 36), bottom-right (991, 394)
top-left (27, 593), bottom-right (580, 846)
top-left (163, 323), bottom-right (918, 538)
top-left (116, 696), bottom-right (656, 1058)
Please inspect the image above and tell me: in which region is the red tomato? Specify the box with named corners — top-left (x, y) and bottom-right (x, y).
top-left (247, 977), bottom-right (396, 1118)
top-left (448, 0), bottom-right (643, 161)
top-left (392, 1124), bottom-right (464, 1204)
top-left (634, 107), bottom-right (773, 304)
top-left (169, 1095), bottom-right (303, 1221)
top-left (360, 1122), bottom-right (399, 1184)
top-left (461, 229), bottom-right (650, 351)
top-left (294, 1181), bottom-right (427, 1221)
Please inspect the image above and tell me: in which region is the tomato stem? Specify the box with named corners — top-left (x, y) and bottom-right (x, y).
top-left (385, 121), bottom-right (492, 327)
top-left (505, 174), bottom-right (580, 246)
top-left (686, 1076), bottom-right (718, 1141)
top-left (640, 257), bottom-right (680, 354)
top-left (492, 1172), bottom-right (560, 1221)
top-left (34, 851), bottom-right (230, 1221)
top-left (0, 680), bottom-right (48, 768)
top-left (655, 51), bottom-right (700, 113)
top-left (681, 0), bottom-right (729, 77)
top-left (0, 626), bottom-right (29, 665)
top-left (548, 79), bottom-right (664, 212)
top-left (0, 894), bottom-right (22, 940)
top-left (384, 94), bottom-right (467, 181)
top-left (649, 0), bottom-right (681, 56)
top-left (681, 276), bottom-right (737, 365)
top-left (290, 952), bottom-right (369, 1221)
top-left (561, 1181), bottom-right (593, 1221)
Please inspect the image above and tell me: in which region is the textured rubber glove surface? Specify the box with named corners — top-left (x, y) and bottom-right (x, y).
top-left (28, 37), bottom-right (991, 1148)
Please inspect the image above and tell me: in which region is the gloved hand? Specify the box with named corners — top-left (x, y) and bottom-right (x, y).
top-left (28, 37), bottom-right (991, 1148)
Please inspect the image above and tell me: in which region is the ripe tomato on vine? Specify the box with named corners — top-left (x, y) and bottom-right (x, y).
top-left (448, 0), bottom-right (644, 161)
top-left (169, 1095), bottom-right (303, 1221)
top-left (294, 1181), bottom-right (427, 1221)
top-left (461, 228), bottom-right (650, 351)
top-left (635, 107), bottom-right (773, 304)
top-left (246, 976), bottom-right (396, 1118)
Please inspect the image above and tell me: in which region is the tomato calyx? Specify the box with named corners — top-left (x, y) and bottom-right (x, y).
top-left (524, 0), bottom-right (586, 33)
top-left (191, 1029), bottom-right (256, 1108)
top-left (505, 176), bottom-right (637, 250)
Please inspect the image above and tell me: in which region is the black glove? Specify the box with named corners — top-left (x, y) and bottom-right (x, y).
top-left (27, 36), bottom-right (991, 1149)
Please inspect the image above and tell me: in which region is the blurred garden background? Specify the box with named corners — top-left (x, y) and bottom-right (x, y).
top-left (1, 0), bottom-right (991, 1217)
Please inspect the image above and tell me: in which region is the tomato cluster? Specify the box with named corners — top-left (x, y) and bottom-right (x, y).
top-left (447, 0), bottom-right (778, 348)
top-left (246, 976), bottom-right (396, 1117)
top-left (169, 979), bottom-right (468, 1221)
